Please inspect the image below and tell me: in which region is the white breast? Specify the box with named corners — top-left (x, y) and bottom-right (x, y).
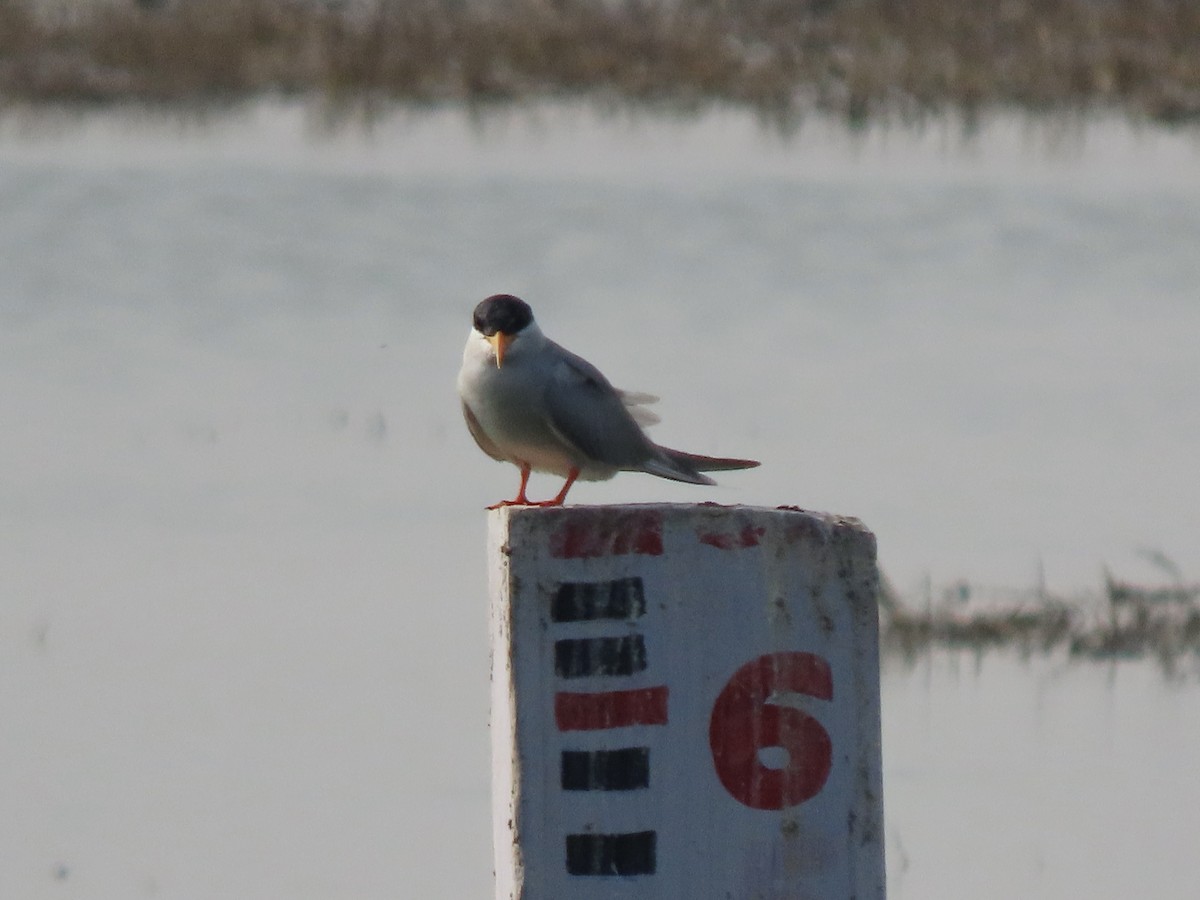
top-left (457, 327), bottom-right (595, 478)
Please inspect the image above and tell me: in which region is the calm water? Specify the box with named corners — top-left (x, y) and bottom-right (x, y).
top-left (2, 104), bottom-right (1198, 898)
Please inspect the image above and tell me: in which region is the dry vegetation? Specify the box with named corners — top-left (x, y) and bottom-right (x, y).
top-left (2, 0), bottom-right (1200, 126)
top-left (882, 570), bottom-right (1200, 676)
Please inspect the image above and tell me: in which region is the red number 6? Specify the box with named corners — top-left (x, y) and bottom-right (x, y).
top-left (708, 652), bottom-right (833, 810)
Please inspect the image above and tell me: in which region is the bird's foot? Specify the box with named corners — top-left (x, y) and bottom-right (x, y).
top-left (486, 498), bottom-right (529, 510)
top-left (485, 497), bottom-right (565, 509)
top-left (486, 467), bottom-right (578, 509)
top-left (487, 463), bottom-right (535, 509)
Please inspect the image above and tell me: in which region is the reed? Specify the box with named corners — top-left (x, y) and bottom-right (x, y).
top-left (2, 0), bottom-right (1198, 126)
top-left (882, 571), bottom-right (1200, 676)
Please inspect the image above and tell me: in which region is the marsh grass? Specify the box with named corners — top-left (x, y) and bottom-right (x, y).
top-left (883, 571), bottom-right (1200, 676)
top-left (2, 0), bottom-right (1200, 126)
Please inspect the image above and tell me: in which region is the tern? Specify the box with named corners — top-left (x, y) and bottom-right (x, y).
top-left (457, 293), bottom-right (759, 508)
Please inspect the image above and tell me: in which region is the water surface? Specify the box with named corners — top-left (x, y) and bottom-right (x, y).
top-left (2, 105), bottom-right (1198, 898)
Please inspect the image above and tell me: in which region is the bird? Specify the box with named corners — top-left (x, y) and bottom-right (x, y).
top-left (457, 293), bottom-right (759, 508)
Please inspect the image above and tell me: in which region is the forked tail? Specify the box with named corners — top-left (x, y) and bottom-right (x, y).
top-left (641, 446), bottom-right (760, 485)
top-left (664, 448), bottom-right (760, 472)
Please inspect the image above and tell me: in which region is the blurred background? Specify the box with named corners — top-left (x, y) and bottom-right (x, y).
top-left (2, 2), bottom-right (1199, 898)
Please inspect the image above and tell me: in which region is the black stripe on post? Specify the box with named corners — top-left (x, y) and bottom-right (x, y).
top-left (555, 636), bottom-right (647, 679)
top-left (561, 748), bottom-right (651, 791)
top-left (551, 578), bottom-right (646, 622)
top-left (565, 831), bottom-right (657, 876)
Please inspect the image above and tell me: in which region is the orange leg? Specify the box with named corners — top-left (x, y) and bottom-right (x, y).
top-left (531, 467), bottom-right (580, 507)
top-left (487, 463), bottom-right (532, 510)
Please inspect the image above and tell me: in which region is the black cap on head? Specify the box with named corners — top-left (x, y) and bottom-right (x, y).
top-left (473, 294), bottom-right (534, 337)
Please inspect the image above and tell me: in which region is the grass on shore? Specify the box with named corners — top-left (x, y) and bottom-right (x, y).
top-left (2, 0), bottom-right (1200, 127)
top-left (882, 570), bottom-right (1200, 677)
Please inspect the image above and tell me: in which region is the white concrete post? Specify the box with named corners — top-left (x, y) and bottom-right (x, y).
top-left (488, 504), bottom-right (884, 900)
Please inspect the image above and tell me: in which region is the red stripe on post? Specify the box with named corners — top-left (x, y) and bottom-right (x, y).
top-left (549, 511), bottom-right (664, 559)
top-left (697, 524), bottom-right (766, 550)
top-left (555, 687), bottom-right (670, 731)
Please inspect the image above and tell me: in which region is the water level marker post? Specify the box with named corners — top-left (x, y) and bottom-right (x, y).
top-left (488, 503), bottom-right (885, 900)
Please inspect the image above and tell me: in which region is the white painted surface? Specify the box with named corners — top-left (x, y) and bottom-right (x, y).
top-left (489, 504), bottom-right (884, 899)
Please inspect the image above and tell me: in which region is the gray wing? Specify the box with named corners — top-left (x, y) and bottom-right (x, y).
top-left (461, 400), bottom-right (506, 462)
top-left (541, 342), bottom-right (658, 469)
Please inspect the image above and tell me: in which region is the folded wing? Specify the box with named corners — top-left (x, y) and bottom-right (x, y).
top-left (542, 342), bottom-right (760, 484)
top-left (542, 343), bottom-right (659, 469)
